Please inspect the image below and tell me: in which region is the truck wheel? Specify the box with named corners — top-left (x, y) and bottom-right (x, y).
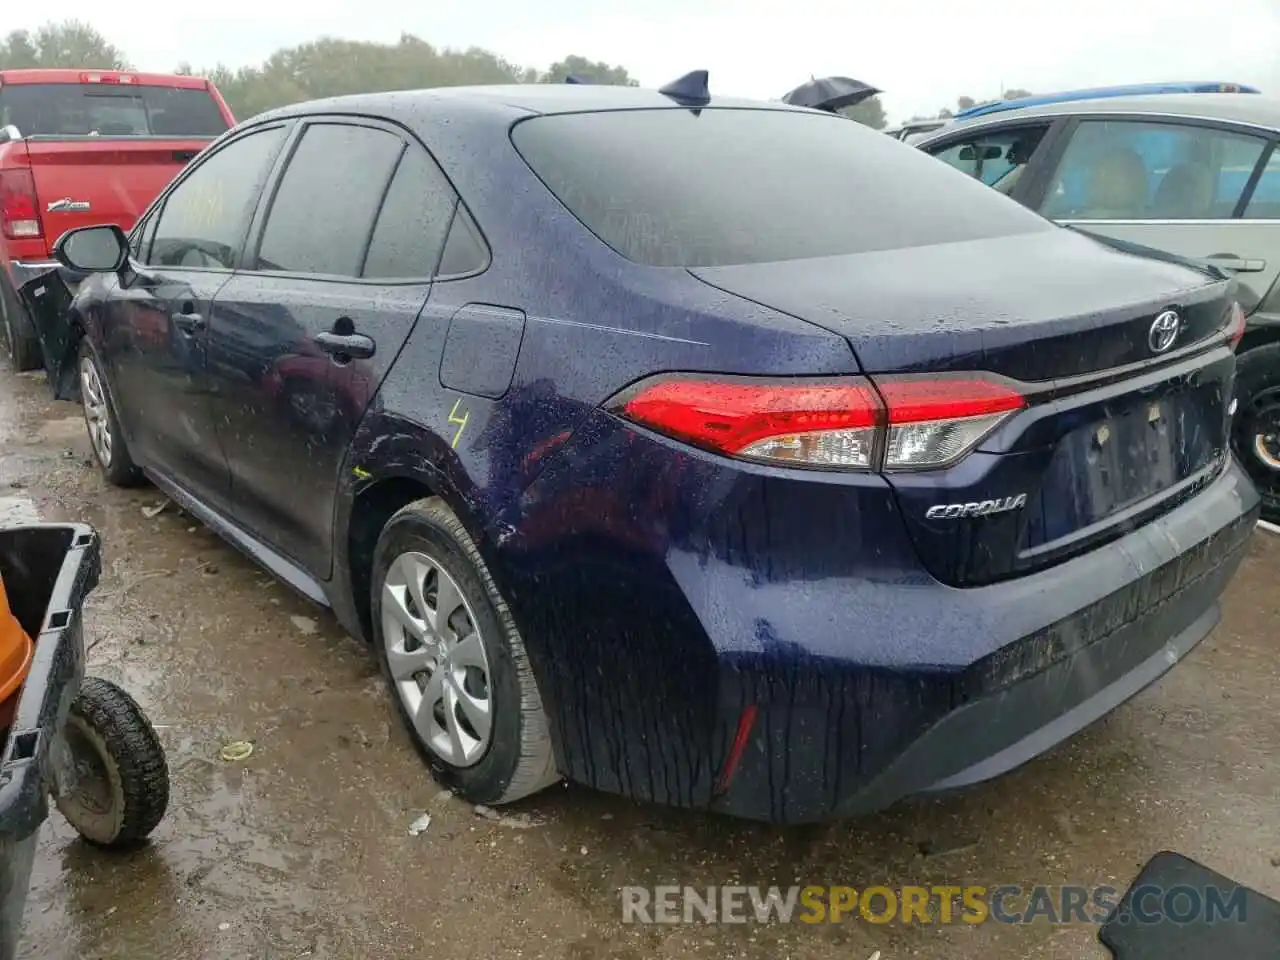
top-left (371, 497), bottom-right (560, 805)
top-left (78, 339), bottom-right (144, 487)
top-left (0, 276), bottom-right (42, 372)
top-left (54, 677), bottom-right (170, 847)
top-left (1233, 341), bottom-right (1280, 524)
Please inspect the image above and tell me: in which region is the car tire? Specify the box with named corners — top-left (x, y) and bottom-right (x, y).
top-left (77, 339), bottom-right (145, 487)
top-left (1232, 341), bottom-right (1280, 524)
top-left (371, 496), bottom-right (559, 805)
top-left (0, 275), bottom-right (42, 372)
top-left (53, 677), bottom-right (170, 847)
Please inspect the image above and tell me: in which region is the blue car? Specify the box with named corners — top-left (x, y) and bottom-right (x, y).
top-left (31, 78), bottom-right (1258, 823)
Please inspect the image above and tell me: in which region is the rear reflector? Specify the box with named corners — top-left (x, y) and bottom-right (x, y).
top-left (1225, 300), bottom-right (1246, 350)
top-left (0, 168), bottom-right (42, 241)
top-left (612, 373), bottom-right (1024, 472)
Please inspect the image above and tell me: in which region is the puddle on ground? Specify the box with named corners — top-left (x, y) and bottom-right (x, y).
top-left (0, 494), bottom-right (38, 524)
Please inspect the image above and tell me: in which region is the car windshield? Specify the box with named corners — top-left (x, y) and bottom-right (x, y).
top-left (511, 107), bottom-right (1052, 268)
top-left (0, 83), bottom-right (228, 137)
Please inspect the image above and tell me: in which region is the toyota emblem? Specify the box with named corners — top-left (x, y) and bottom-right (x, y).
top-left (1148, 310), bottom-right (1181, 353)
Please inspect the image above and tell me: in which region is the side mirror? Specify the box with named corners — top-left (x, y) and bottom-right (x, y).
top-left (53, 224), bottom-right (130, 274)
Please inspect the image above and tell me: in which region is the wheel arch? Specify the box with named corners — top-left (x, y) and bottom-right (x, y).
top-left (340, 457), bottom-right (499, 645)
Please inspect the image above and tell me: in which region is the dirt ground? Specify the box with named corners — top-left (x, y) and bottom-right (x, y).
top-left (2, 365), bottom-right (1277, 960)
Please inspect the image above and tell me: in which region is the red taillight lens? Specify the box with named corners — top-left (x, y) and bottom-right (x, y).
top-left (613, 373), bottom-right (1025, 472)
top-left (0, 168), bottom-right (42, 240)
top-left (1224, 300), bottom-right (1246, 350)
top-left (616, 376), bottom-right (883, 468)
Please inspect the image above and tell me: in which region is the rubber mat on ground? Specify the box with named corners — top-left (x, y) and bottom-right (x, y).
top-left (1099, 850), bottom-right (1280, 959)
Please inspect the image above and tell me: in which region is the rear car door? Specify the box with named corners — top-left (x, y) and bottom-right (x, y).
top-left (207, 118), bottom-right (457, 578)
top-left (1025, 116), bottom-right (1280, 315)
top-left (103, 122), bottom-right (289, 508)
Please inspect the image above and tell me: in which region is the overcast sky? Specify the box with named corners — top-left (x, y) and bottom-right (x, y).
top-left (15, 0), bottom-right (1280, 122)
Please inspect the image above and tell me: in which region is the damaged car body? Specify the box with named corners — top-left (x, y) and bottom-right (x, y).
top-left (21, 80), bottom-right (1261, 824)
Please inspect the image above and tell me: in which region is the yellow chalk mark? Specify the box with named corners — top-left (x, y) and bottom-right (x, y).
top-left (448, 398), bottom-right (470, 449)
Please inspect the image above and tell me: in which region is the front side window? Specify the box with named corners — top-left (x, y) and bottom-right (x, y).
top-left (1039, 120), bottom-right (1269, 221)
top-left (927, 125), bottom-right (1050, 195)
top-left (149, 125), bottom-right (287, 270)
top-left (255, 123), bottom-right (404, 277)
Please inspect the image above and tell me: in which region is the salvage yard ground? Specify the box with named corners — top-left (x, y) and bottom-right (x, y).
top-left (3, 367), bottom-right (1278, 960)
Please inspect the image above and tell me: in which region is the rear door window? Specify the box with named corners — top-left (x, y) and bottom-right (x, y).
top-left (254, 123), bottom-right (404, 277)
top-left (0, 83), bottom-right (229, 137)
top-left (511, 107), bottom-right (1052, 268)
top-left (1038, 120), bottom-right (1270, 221)
top-left (361, 148), bottom-right (458, 280)
top-left (149, 125), bottom-right (288, 270)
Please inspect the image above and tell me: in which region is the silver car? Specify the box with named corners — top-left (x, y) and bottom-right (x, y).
top-left (917, 93), bottom-right (1280, 521)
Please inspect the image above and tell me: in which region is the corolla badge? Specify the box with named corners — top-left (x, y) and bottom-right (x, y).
top-left (1148, 310), bottom-right (1181, 353)
top-left (925, 494), bottom-right (1028, 520)
top-left (46, 197), bottom-right (91, 213)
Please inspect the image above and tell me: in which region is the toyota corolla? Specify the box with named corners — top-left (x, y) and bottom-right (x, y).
top-left (31, 75), bottom-right (1259, 823)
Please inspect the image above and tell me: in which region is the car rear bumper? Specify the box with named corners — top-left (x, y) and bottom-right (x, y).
top-left (6, 260), bottom-right (58, 290)
top-left (710, 459), bottom-right (1258, 823)
top-left (500, 415), bottom-right (1259, 824)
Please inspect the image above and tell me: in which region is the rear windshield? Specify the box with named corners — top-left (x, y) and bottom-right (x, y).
top-left (0, 83), bottom-right (229, 138)
top-left (511, 107), bottom-right (1053, 267)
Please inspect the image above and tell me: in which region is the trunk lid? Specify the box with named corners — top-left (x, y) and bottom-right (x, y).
top-left (25, 138), bottom-right (209, 251)
top-left (691, 228), bottom-right (1239, 586)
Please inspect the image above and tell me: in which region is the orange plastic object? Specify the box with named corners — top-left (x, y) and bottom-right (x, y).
top-left (0, 573), bottom-right (34, 730)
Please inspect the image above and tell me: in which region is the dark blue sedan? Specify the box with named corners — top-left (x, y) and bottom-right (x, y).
top-left (35, 78), bottom-right (1259, 823)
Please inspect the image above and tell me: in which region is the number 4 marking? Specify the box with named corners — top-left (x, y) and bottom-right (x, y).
top-left (448, 398), bottom-right (470, 449)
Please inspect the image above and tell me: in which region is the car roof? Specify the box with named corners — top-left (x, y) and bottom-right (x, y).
top-left (254, 83), bottom-right (808, 126)
top-left (932, 93), bottom-right (1280, 136)
top-left (952, 82), bottom-right (1261, 121)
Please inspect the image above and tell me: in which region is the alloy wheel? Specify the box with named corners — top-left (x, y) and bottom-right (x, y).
top-left (381, 551), bottom-right (493, 767)
top-left (80, 355), bottom-right (114, 467)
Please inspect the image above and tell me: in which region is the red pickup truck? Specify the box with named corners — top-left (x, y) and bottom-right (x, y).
top-left (0, 69), bottom-right (236, 370)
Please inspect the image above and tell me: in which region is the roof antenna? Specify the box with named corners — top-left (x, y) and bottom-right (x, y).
top-left (659, 70), bottom-right (711, 105)
top-left (564, 74), bottom-right (592, 84)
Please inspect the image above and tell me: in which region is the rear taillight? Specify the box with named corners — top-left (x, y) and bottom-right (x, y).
top-left (612, 373), bottom-right (1025, 472)
top-left (877, 377), bottom-right (1026, 469)
top-left (1224, 300), bottom-right (1246, 351)
top-left (0, 168), bottom-right (42, 240)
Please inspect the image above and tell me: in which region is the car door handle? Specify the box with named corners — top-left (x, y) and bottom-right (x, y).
top-left (313, 331), bottom-right (375, 360)
top-left (1205, 255), bottom-right (1267, 273)
top-left (172, 311), bottom-right (205, 333)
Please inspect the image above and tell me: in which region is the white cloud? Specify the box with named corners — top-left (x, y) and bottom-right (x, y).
top-left (11, 0), bottom-right (1280, 122)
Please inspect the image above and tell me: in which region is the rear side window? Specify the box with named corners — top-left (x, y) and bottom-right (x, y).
top-left (362, 148), bottom-right (458, 280)
top-left (511, 108), bottom-right (1051, 268)
top-left (0, 83), bottom-right (228, 137)
top-left (149, 125), bottom-right (287, 270)
top-left (1039, 120), bottom-right (1270, 221)
top-left (256, 123), bottom-right (404, 277)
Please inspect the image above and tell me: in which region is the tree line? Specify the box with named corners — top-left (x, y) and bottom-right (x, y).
top-left (6, 20), bottom-right (1031, 131)
top-left (0, 21), bottom-right (639, 122)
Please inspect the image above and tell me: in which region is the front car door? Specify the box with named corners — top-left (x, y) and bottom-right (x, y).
top-left (206, 118), bottom-right (458, 578)
top-left (101, 123), bottom-right (291, 507)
